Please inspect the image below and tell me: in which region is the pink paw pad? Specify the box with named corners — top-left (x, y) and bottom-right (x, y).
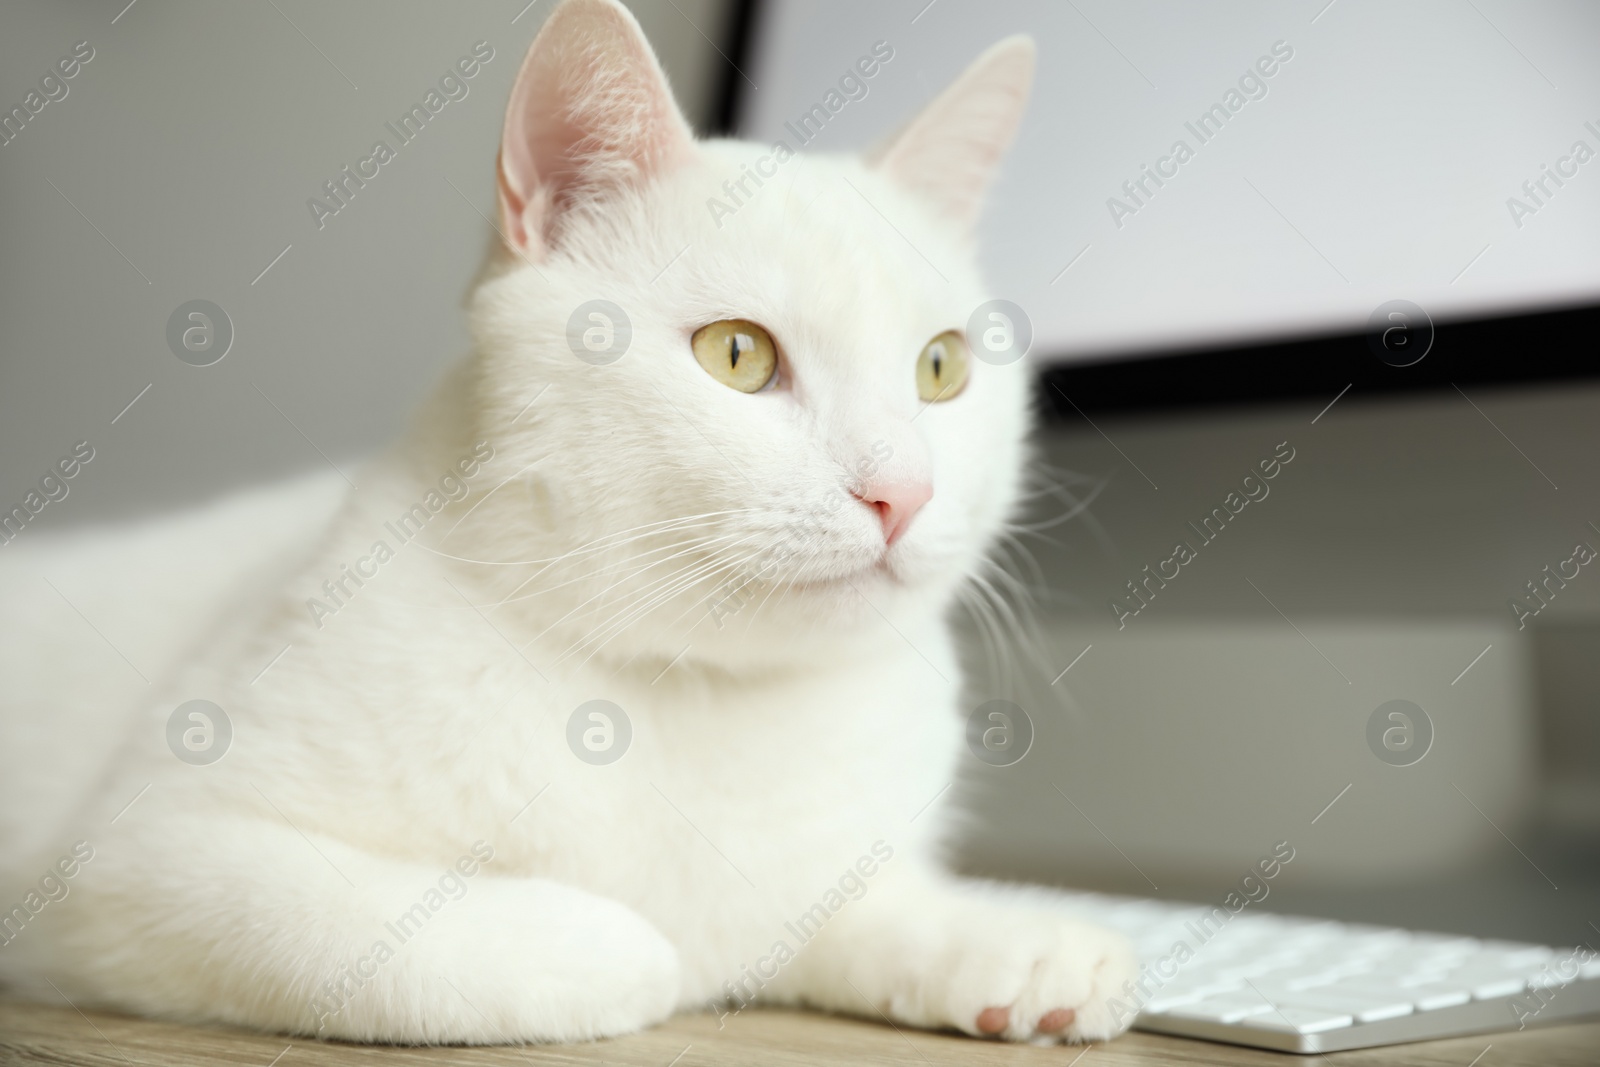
top-left (976, 1006), bottom-right (1010, 1034)
top-left (1037, 1007), bottom-right (1076, 1034)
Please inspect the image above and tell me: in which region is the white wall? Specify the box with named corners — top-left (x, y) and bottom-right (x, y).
top-left (0, 0), bottom-right (734, 522)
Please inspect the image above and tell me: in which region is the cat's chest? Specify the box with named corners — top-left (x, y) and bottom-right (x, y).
top-left (503, 663), bottom-right (957, 992)
top-left (474, 648), bottom-right (960, 901)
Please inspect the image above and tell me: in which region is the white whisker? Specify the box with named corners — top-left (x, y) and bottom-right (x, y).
top-left (437, 460), bottom-right (540, 544)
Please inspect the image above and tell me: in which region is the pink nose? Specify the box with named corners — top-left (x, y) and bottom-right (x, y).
top-left (853, 479), bottom-right (933, 546)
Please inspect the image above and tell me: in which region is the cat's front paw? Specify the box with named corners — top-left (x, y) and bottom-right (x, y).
top-left (900, 912), bottom-right (1139, 1044)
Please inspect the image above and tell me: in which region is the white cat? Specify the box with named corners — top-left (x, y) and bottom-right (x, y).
top-left (0, 0), bottom-right (1136, 1046)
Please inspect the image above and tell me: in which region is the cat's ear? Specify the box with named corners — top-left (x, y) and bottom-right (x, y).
top-left (496, 0), bottom-right (694, 256)
top-left (868, 36), bottom-right (1035, 237)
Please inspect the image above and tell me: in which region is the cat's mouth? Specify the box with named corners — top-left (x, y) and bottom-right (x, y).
top-left (788, 550), bottom-right (900, 592)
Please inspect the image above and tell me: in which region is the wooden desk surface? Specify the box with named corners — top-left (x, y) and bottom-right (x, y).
top-left (2, 1001), bottom-right (1595, 1067)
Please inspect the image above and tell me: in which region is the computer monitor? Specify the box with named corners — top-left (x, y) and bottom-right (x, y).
top-left (727, 0), bottom-right (1600, 372)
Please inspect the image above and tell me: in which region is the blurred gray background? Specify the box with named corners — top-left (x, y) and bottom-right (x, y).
top-left (0, 0), bottom-right (730, 521)
top-left (3, 1), bottom-right (1597, 948)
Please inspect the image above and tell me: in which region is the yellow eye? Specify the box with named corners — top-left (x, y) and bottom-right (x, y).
top-left (916, 330), bottom-right (970, 402)
top-left (690, 319), bottom-right (778, 393)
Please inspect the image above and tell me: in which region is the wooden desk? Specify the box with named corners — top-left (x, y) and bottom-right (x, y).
top-left (2, 1001), bottom-right (1595, 1066)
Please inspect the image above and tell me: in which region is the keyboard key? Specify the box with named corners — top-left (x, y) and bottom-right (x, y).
top-left (1212, 958), bottom-right (1296, 980)
top-left (1145, 977), bottom-right (1244, 1008)
top-left (1482, 940), bottom-right (1555, 966)
top-left (1276, 989), bottom-right (1415, 1023)
top-left (1438, 966), bottom-right (1529, 999)
top-left (1167, 996), bottom-right (1278, 1024)
top-left (1336, 979), bottom-right (1470, 1011)
top-left (1528, 968), bottom-right (1584, 989)
top-left (1516, 952), bottom-right (1600, 981)
top-left (1143, 989), bottom-right (1209, 1013)
top-left (1410, 934), bottom-right (1481, 952)
top-left (1395, 970), bottom-right (1452, 988)
top-left (1321, 958), bottom-right (1378, 980)
top-left (1238, 1007), bottom-right (1355, 1035)
top-left (1468, 976), bottom-right (1528, 999)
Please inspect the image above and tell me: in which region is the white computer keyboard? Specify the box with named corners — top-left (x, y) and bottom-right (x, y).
top-left (1058, 890), bottom-right (1600, 1053)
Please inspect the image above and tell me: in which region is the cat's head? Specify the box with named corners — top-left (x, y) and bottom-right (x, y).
top-left (464, 0), bottom-right (1036, 670)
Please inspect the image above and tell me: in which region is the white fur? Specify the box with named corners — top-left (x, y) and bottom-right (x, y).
top-left (0, 0), bottom-right (1135, 1046)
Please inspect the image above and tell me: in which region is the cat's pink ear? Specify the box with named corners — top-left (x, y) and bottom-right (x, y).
top-left (869, 36), bottom-right (1035, 237)
top-left (497, 0), bottom-right (694, 255)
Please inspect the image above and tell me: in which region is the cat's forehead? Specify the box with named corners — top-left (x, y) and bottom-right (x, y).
top-left (656, 144), bottom-right (982, 361)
